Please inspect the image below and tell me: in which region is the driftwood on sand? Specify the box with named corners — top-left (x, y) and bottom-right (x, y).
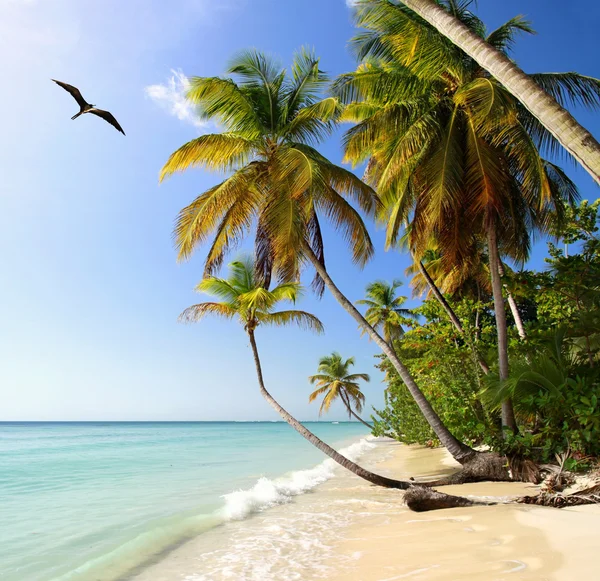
top-left (405, 460), bottom-right (600, 512)
top-left (403, 485), bottom-right (495, 512)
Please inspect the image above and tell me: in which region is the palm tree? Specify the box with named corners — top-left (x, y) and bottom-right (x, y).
top-left (308, 352), bottom-right (372, 428)
top-left (408, 247), bottom-right (526, 340)
top-left (338, 0), bottom-right (583, 433)
top-left (393, 0), bottom-right (600, 185)
top-left (180, 257), bottom-right (407, 488)
top-left (356, 280), bottom-right (418, 347)
top-left (161, 48), bottom-right (477, 464)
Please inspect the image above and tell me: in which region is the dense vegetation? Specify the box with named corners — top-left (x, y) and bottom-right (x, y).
top-left (372, 200), bottom-right (600, 469)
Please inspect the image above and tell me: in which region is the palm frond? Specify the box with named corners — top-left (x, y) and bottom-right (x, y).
top-left (284, 47), bottom-right (329, 116)
top-left (186, 76), bottom-right (264, 136)
top-left (530, 72), bottom-right (600, 110)
top-left (344, 373), bottom-right (371, 382)
top-left (260, 310), bottom-right (324, 333)
top-left (485, 16), bottom-right (535, 54)
top-left (178, 302), bottom-right (237, 323)
top-left (284, 97), bottom-right (340, 143)
top-left (173, 168), bottom-right (260, 262)
top-left (159, 134), bottom-right (255, 181)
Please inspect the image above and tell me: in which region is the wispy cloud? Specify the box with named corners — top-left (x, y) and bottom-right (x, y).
top-left (145, 69), bottom-right (211, 131)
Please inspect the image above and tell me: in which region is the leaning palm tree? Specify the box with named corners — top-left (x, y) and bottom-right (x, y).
top-left (161, 48), bottom-right (477, 466)
top-left (394, 0), bottom-right (600, 185)
top-left (308, 352), bottom-right (372, 428)
top-left (180, 257), bottom-right (407, 488)
top-left (356, 280), bottom-right (418, 347)
top-left (338, 0), bottom-right (584, 433)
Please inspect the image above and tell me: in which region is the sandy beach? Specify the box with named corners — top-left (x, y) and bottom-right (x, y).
top-left (329, 442), bottom-right (600, 581)
top-left (127, 439), bottom-right (600, 581)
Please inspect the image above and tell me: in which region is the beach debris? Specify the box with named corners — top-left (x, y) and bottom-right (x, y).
top-left (518, 467), bottom-right (600, 508)
top-left (52, 79), bottom-right (125, 135)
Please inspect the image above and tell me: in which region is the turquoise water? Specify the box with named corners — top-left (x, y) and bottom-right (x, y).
top-left (0, 421), bottom-right (370, 581)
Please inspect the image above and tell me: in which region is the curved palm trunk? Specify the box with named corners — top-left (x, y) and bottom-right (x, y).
top-left (498, 261), bottom-right (526, 340)
top-left (247, 330), bottom-right (409, 489)
top-left (418, 259), bottom-right (491, 375)
top-left (302, 244), bottom-right (476, 464)
top-left (399, 0), bottom-right (600, 185)
top-left (487, 226), bottom-right (518, 434)
top-left (339, 389), bottom-right (373, 430)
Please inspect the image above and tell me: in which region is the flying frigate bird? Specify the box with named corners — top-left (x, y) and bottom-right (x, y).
top-left (52, 79), bottom-right (125, 135)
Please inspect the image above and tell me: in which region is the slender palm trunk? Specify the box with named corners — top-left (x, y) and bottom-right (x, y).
top-left (487, 226), bottom-right (518, 434)
top-left (399, 0), bottom-right (600, 185)
top-left (498, 261), bottom-right (526, 339)
top-left (339, 390), bottom-right (373, 430)
top-left (418, 260), bottom-right (464, 332)
top-left (418, 260), bottom-right (491, 375)
top-left (246, 329), bottom-right (409, 489)
top-left (303, 243), bottom-right (476, 464)
top-left (474, 283), bottom-right (482, 342)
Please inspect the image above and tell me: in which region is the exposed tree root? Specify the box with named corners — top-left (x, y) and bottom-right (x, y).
top-left (404, 456), bottom-right (600, 511)
top-left (404, 485), bottom-right (495, 512)
top-left (416, 452), bottom-right (540, 487)
top-left (517, 484), bottom-right (600, 508)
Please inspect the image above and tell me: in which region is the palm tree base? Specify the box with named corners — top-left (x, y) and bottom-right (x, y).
top-left (417, 452), bottom-right (540, 487)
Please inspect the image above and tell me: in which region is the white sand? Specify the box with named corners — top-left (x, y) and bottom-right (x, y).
top-left (329, 442), bottom-right (600, 580)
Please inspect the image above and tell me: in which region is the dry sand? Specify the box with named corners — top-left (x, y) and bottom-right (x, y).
top-left (330, 442), bottom-right (600, 581)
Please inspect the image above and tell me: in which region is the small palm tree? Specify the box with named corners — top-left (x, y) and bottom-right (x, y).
top-left (180, 257), bottom-right (407, 489)
top-left (356, 280), bottom-right (418, 347)
top-left (308, 352), bottom-right (372, 428)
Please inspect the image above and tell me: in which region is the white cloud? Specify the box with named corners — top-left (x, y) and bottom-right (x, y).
top-left (144, 69), bottom-right (211, 130)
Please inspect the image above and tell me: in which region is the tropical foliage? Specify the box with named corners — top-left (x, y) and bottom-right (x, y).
top-left (335, 0), bottom-right (600, 431)
top-left (356, 280), bottom-right (417, 344)
top-left (373, 201), bottom-right (600, 467)
top-left (309, 352), bottom-right (369, 418)
top-left (179, 256), bottom-right (322, 334)
top-left (161, 47), bottom-right (378, 294)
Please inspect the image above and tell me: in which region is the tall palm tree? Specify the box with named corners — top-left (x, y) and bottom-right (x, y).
top-left (394, 0), bottom-right (600, 185)
top-left (161, 48), bottom-right (476, 464)
top-left (308, 352), bottom-right (372, 428)
top-left (338, 0), bottom-right (583, 432)
top-left (180, 257), bottom-right (407, 488)
top-left (356, 280), bottom-right (418, 346)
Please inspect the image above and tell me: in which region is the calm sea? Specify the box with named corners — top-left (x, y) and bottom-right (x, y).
top-left (0, 421), bottom-right (372, 581)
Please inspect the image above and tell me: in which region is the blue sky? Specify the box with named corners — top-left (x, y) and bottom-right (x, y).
top-left (1, 0), bottom-right (599, 421)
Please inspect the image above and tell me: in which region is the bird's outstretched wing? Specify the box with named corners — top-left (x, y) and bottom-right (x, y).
top-left (88, 108), bottom-right (126, 135)
top-left (52, 79), bottom-right (89, 108)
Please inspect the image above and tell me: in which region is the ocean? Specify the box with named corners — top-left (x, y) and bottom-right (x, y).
top-left (0, 421), bottom-right (379, 581)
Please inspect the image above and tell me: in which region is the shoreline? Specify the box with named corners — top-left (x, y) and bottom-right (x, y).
top-left (127, 439), bottom-right (600, 580)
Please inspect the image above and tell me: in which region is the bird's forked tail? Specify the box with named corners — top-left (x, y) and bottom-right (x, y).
top-left (71, 112), bottom-right (83, 120)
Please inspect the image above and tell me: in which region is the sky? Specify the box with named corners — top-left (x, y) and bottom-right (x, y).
top-left (0, 0), bottom-right (599, 421)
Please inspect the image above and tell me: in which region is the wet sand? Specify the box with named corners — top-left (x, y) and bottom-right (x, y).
top-left (129, 440), bottom-right (600, 580)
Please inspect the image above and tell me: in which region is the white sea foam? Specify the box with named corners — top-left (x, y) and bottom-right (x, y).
top-left (220, 438), bottom-right (375, 521)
